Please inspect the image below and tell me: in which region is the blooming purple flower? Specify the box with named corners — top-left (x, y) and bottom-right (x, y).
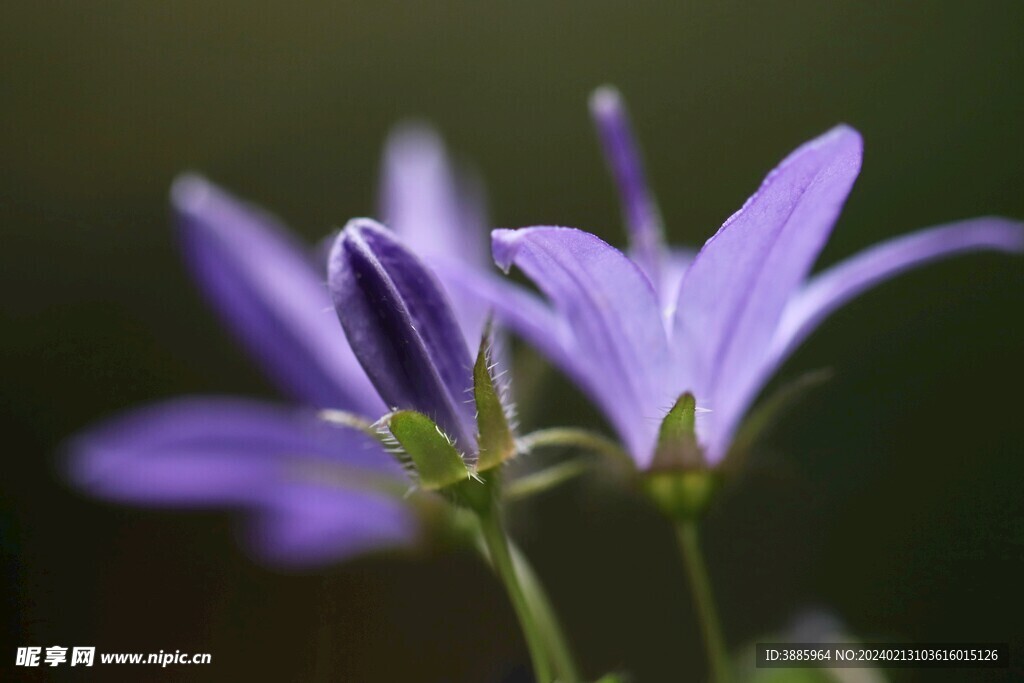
top-left (67, 126), bottom-right (486, 566)
top-left (471, 88), bottom-right (1024, 469)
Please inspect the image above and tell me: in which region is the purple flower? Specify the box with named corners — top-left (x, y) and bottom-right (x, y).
top-left (329, 219), bottom-right (479, 456)
top-left (327, 217), bottom-right (523, 487)
top-left (327, 221), bottom-right (575, 683)
top-left (475, 88), bottom-right (1024, 469)
top-left (67, 126), bottom-right (486, 566)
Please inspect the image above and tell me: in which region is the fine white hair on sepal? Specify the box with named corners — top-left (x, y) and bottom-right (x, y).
top-left (473, 326), bottom-right (520, 435)
top-left (374, 413), bottom-right (418, 478)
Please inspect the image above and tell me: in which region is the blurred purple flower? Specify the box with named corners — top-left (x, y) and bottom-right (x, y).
top-left (475, 88), bottom-right (1024, 468)
top-left (67, 126), bottom-right (486, 566)
top-left (381, 123), bottom-right (492, 345)
top-left (67, 397), bottom-right (413, 566)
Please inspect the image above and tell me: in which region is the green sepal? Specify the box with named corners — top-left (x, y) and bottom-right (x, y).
top-left (473, 322), bottom-right (516, 472)
top-left (644, 469), bottom-right (721, 521)
top-left (386, 410), bottom-right (470, 491)
top-left (644, 393), bottom-right (723, 519)
top-left (650, 392), bottom-right (705, 471)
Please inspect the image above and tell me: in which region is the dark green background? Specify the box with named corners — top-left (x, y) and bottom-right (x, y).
top-left (2, 2), bottom-right (1022, 681)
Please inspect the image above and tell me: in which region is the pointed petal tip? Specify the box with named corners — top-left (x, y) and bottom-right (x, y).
top-left (717, 124), bottom-right (865, 237)
top-left (386, 120), bottom-right (445, 151)
top-left (329, 218), bottom-right (386, 291)
top-left (335, 218), bottom-right (402, 265)
top-left (169, 173), bottom-right (216, 213)
top-left (490, 228), bottom-right (520, 273)
top-left (825, 122), bottom-right (860, 138)
top-left (169, 174), bottom-right (254, 229)
top-left (589, 85), bottom-right (624, 118)
top-left (492, 226), bottom-right (618, 273)
top-left (983, 217), bottom-right (1024, 251)
top-left (815, 124), bottom-right (863, 155)
top-left (764, 125), bottom-right (862, 179)
top-left (340, 216), bottom-right (389, 237)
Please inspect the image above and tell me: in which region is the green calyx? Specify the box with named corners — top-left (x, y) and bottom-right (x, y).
top-left (644, 469), bottom-right (720, 520)
top-left (473, 323), bottom-right (517, 472)
top-left (644, 392), bottom-right (720, 520)
top-left (651, 392), bottom-right (704, 470)
top-left (386, 410), bottom-right (471, 491)
top-left (376, 325), bottom-right (519, 507)
top-left (385, 410), bottom-right (495, 511)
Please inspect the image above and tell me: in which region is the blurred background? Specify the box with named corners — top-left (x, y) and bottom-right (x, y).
top-left (2, 1), bottom-right (1023, 681)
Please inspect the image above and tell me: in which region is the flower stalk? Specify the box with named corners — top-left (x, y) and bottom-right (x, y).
top-left (508, 541), bottom-right (581, 683)
top-left (476, 492), bottom-right (555, 683)
top-left (674, 520), bottom-right (730, 683)
top-left (518, 427), bottom-right (633, 466)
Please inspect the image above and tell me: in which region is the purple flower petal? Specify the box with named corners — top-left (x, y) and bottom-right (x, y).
top-left (492, 227), bottom-right (672, 465)
top-left (329, 220), bottom-right (477, 452)
top-left (250, 484), bottom-right (417, 567)
top-left (653, 246), bottom-right (697, 321)
top-left (590, 86), bottom-right (664, 283)
top-left (431, 258), bottom-right (581, 377)
top-left (379, 123), bottom-right (487, 267)
top-left (771, 217), bottom-right (1024, 366)
top-left (66, 397), bottom-right (405, 505)
top-left (672, 126), bottom-right (863, 459)
top-left (172, 176), bottom-right (383, 415)
top-left (709, 217), bottom-right (1024, 463)
top-left (66, 398), bottom-right (416, 565)
top-left (422, 255), bottom-right (494, 352)
top-left (379, 125), bottom-right (491, 344)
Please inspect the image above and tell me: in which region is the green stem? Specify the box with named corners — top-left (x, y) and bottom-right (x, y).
top-left (508, 542), bottom-right (582, 683)
top-left (478, 501), bottom-right (554, 683)
top-left (674, 520), bottom-right (730, 683)
top-left (504, 458), bottom-right (593, 500)
top-left (518, 427), bottom-right (632, 465)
